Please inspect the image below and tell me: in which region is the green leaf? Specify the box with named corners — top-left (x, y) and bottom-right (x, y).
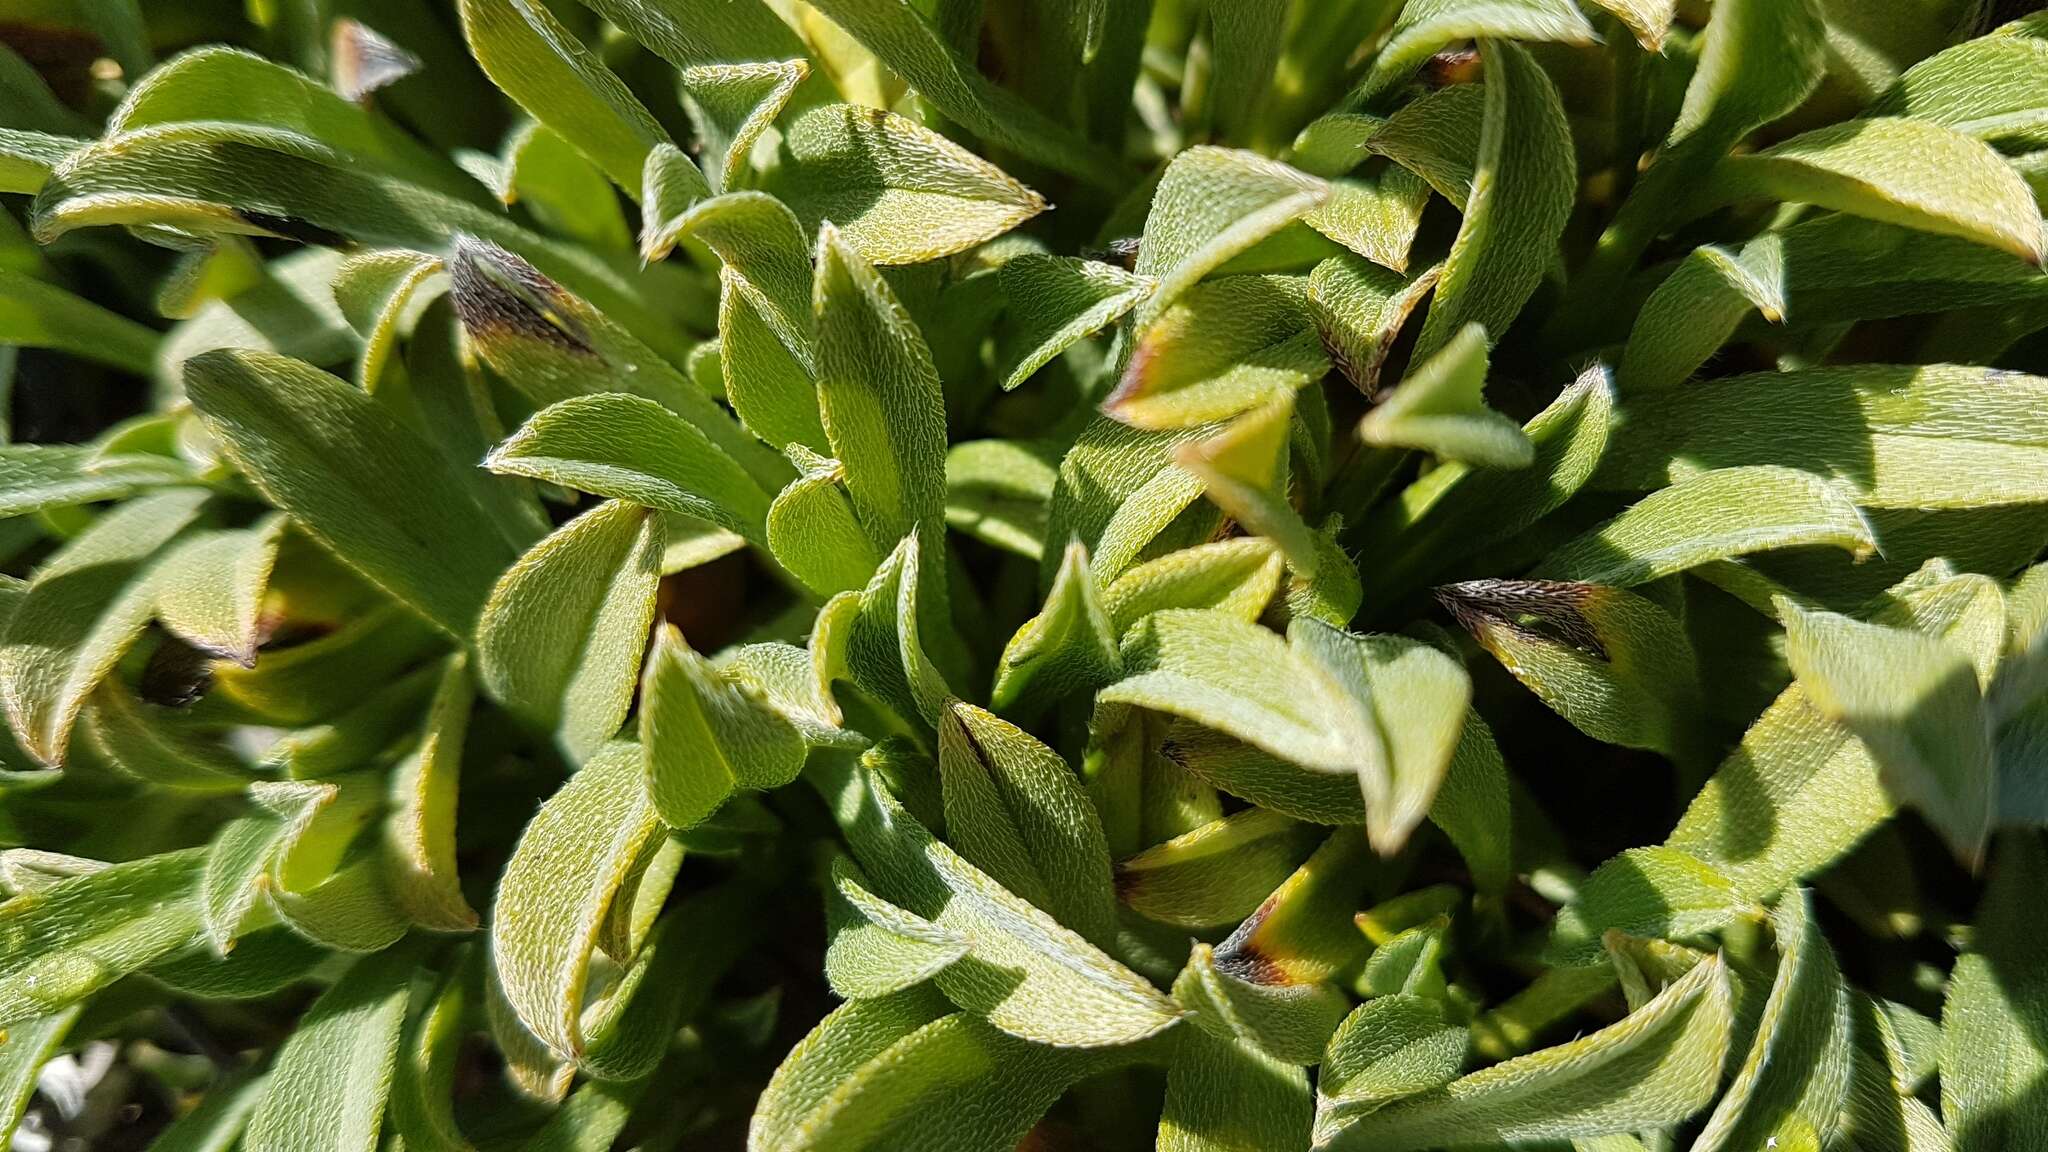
top-left (812, 750), bottom-right (1185, 1047)
top-left (996, 254), bottom-right (1152, 392)
top-left (0, 850), bottom-right (204, 1027)
top-left (1108, 274), bottom-right (1329, 430)
top-left (1291, 623), bottom-right (1473, 854)
top-left (1360, 322), bottom-right (1532, 467)
top-left (580, 884), bottom-right (761, 1083)
top-left (491, 741), bottom-right (664, 1060)
top-left (991, 541), bottom-right (1121, 716)
top-left (476, 501), bottom-right (663, 763)
top-left (1316, 953), bottom-right (1734, 1151)
top-left (1103, 610), bottom-right (1378, 779)
top-left (243, 944), bottom-right (417, 1152)
top-left (638, 142), bottom-right (712, 263)
top-left (485, 957), bottom-right (570, 1103)
top-left (520, 1077), bottom-right (643, 1152)
top-left (140, 928), bottom-right (330, 1002)
top-left (88, 678), bottom-right (250, 794)
top-left (1119, 809), bottom-right (1321, 930)
top-left (1157, 722), bottom-right (1367, 825)
top-left (457, 0), bottom-right (672, 191)
top-left (1291, 112), bottom-right (1385, 179)
top-left (1429, 711), bottom-right (1515, 898)
top-left (572, 0), bottom-right (808, 70)
top-left (1943, 831), bottom-right (2048, 1150)
top-left (770, 105), bottom-right (1046, 265)
top-left (445, 236), bottom-right (777, 488)
top-left (844, 533), bottom-right (954, 731)
top-left (1315, 995), bottom-right (1468, 1138)
top-left (944, 439), bottom-right (1056, 561)
top-left (31, 126), bottom-right (687, 365)
top-left (826, 853), bottom-right (969, 998)
top-left (1135, 148), bottom-right (1329, 326)
top-left (0, 488), bottom-right (206, 765)
top-left (0, 852), bottom-right (102, 897)
top-left (751, 988), bottom-right (1165, 1152)
top-left (381, 655), bottom-right (479, 933)
top-left (1203, 0), bottom-right (1288, 141)
top-left (1412, 38), bottom-right (1576, 362)
top-left (1596, 364), bottom-right (2048, 510)
top-left (388, 953), bottom-right (471, 1152)
top-left (185, 349), bottom-right (516, 638)
top-left (1361, 362), bottom-right (1614, 602)
top-left (200, 784), bottom-right (323, 953)
top-left (1690, 889), bottom-right (1855, 1152)
top-left (394, 296), bottom-right (553, 555)
top-left (1215, 828), bottom-right (1377, 985)
top-left (105, 46), bottom-right (475, 200)
top-left (152, 516), bottom-right (287, 666)
top-left (335, 248), bottom-right (440, 388)
top-left (794, 0), bottom-right (1127, 189)
top-left (2001, 560), bottom-right (2048, 718)
top-left (487, 393), bottom-right (773, 547)
top-left (0, 266), bottom-right (161, 374)
top-left (1667, 681), bottom-right (1891, 903)
top-left (1869, 22), bottom-right (2048, 149)
top-left (504, 122), bottom-right (633, 252)
top-left (1303, 167), bottom-right (1432, 274)
top-left (1159, 1026), bottom-right (1312, 1152)
top-left (1172, 397), bottom-right (1326, 579)
top-left (154, 235), bottom-right (265, 321)
top-left (0, 443), bottom-right (185, 520)
top-left (1839, 993), bottom-right (1951, 1152)
top-left (640, 625), bottom-right (806, 830)
top-left (679, 60), bottom-right (808, 193)
top-left (1106, 612), bottom-right (1471, 853)
top-left (1733, 211), bottom-right (2048, 336)
top-left (1368, 84), bottom-right (1484, 205)
top-left (1618, 238), bottom-right (1786, 394)
top-left (813, 225), bottom-right (950, 552)
top-left (1536, 466), bottom-right (1876, 587)
top-left (1784, 601), bottom-right (1996, 865)
top-left (207, 603), bottom-right (444, 729)
top-left (1102, 538), bottom-right (1286, 637)
top-left (1703, 117), bottom-right (2046, 264)
top-left (936, 701), bottom-right (1119, 946)
top-left (1307, 254), bottom-right (1441, 397)
top-left (1356, 0), bottom-right (1597, 101)
top-left (770, 449), bottom-right (881, 596)
top-left (1442, 580), bottom-right (1708, 763)
top-left (1549, 847), bottom-right (1756, 967)
top-left (260, 777), bottom-right (408, 954)
top-left (1042, 414), bottom-right (1224, 586)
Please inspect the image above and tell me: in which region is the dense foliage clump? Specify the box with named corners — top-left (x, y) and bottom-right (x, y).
top-left (3, 0), bottom-right (2048, 1149)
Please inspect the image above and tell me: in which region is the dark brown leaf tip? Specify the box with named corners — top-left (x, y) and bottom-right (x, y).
top-left (1206, 886), bottom-right (1303, 985)
top-left (448, 235), bottom-right (596, 356)
top-left (330, 18), bottom-right (421, 102)
top-left (1212, 937), bottom-right (1290, 986)
top-left (1437, 578), bottom-right (1608, 659)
